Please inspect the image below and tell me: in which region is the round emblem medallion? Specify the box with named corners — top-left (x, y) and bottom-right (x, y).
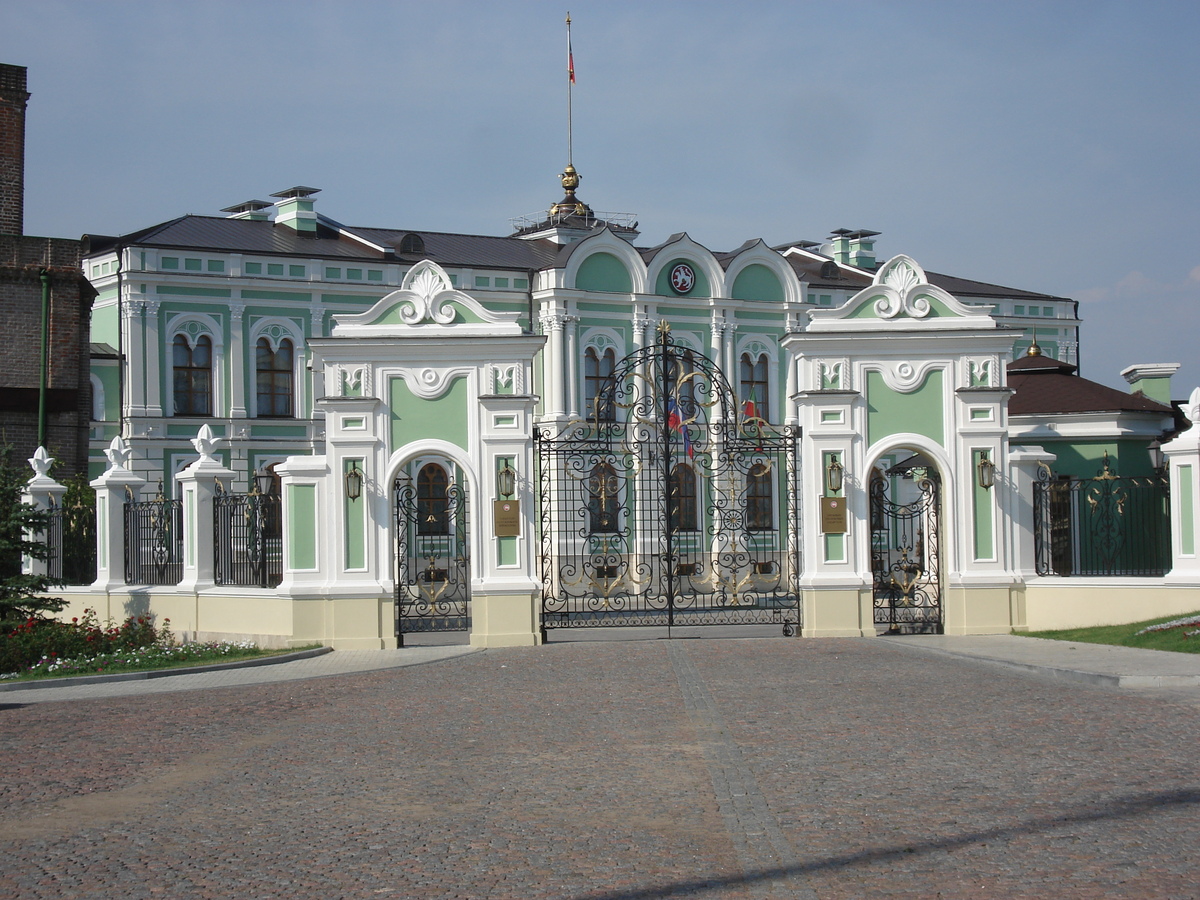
top-left (669, 263), bottom-right (696, 295)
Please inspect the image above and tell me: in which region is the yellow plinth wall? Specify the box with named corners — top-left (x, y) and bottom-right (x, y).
top-left (469, 589), bottom-right (542, 647)
top-left (49, 579), bottom-right (1200, 649)
top-left (802, 588), bottom-right (876, 637)
top-left (1018, 580), bottom-right (1200, 632)
top-left (941, 585), bottom-right (1020, 635)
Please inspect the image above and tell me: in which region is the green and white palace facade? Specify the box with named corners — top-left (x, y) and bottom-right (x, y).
top-left (36, 182), bottom-right (1199, 647)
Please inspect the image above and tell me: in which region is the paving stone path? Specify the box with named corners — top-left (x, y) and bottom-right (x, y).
top-left (2, 637), bottom-right (1199, 899)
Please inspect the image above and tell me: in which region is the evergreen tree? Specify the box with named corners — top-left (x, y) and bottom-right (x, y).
top-left (0, 447), bottom-right (65, 628)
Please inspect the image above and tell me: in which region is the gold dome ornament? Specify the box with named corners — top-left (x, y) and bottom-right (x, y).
top-left (551, 164), bottom-right (588, 218)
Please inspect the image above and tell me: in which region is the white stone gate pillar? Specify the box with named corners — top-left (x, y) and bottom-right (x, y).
top-left (1164, 388), bottom-right (1200, 584)
top-left (90, 436), bottom-right (147, 591)
top-left (176, 425), bottom-right (235, 592)
top-left (21, 447), bottom-right (66, 577)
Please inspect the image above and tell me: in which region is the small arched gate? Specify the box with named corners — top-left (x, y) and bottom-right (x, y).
top-left (394, 462), bottom-right (470, 645)
top-left (536, 325), bottom-right (801, 638)
top-left (870, 460), bottom-right (942, 634)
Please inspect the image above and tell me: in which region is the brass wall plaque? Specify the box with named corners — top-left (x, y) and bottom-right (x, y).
top-left (493, 499), bottom-right (521, 537)
top-left (820, 496), bottom-right (847, 534)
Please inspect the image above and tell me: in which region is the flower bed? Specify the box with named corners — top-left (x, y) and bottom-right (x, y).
top-left (0, 609), bottom-right (262, 679)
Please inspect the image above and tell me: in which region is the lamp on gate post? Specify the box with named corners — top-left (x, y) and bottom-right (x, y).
top-left (825, 454), bottom-right (844, 494)
top-left (345, 463), bottom-right (363, 501)
top-left (254, 467), bottom-right (274, 496)
top-left (977, 452), bottom-right (997, 490)
top-left (1148, 439), bottom-right (1166, 476)
top-left (497, 460), bottom-right (516, 499)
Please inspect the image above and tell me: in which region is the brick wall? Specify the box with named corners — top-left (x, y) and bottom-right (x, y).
top-left (0, 64), bottom-right (28, 237)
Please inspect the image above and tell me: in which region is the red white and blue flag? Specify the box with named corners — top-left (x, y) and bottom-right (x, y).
top-left (667, 397), bottom-right (694, 459)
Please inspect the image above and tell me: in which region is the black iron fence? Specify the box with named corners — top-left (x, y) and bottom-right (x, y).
top-left (124, 486), bottom-right (184, 586)
top-left (46, 496), bottom-right (97, 585)
top-left (1034, 459), bottom-right (1170, 577)
top-left (214, 485), bottom-right (282, 588)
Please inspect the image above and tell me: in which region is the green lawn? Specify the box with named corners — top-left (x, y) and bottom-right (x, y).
top-left (1023, 612), bottom-right (1200, 654)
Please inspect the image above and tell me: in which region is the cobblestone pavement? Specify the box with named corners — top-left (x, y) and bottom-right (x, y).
top-left (3, 637), bottom-right (1199, 899)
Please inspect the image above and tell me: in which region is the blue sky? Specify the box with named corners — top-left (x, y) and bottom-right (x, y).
top-left (5, 0), bottom-right (1198, 395)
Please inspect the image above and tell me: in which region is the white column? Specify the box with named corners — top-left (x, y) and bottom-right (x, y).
top-left (540, 311), bottom-right (566, 417)
top-left (565, 314), bottom-right (579, 418)
top-left (228, 302), bottom-right (247, 418)
top-left (143, 300), bottom-right (163, 417)
top-left (123, 299), bottom-right (147, 416)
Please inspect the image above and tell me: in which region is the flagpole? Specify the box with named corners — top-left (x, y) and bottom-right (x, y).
top-left (566, 12), bottom-right (574, 168)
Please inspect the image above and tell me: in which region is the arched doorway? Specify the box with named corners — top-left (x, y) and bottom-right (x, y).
top-left (870, 450), bottom-right (942, 634)
top-left (394, 460), bottom-right (470, 645)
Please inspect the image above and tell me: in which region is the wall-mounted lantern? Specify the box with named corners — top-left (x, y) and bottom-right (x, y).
top-left (977, 452), bottom-right (996, 490)
top-left (345, 463), bottom-right (364, 501)
top-left (826, 454), bottom-right (844, 494)
top-left (1148, 439), bottom-right (1166, 475)
top-left (497, 460), bottom-right (516, 499)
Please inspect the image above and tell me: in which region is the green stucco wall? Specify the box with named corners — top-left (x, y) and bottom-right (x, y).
top-left (1042, 440), bottom-right (1157, 479)
top-left (972, 450), bottom-right (994, 560)
top-left (1180, 465), bottom-right (1194, 556)
top-left (730, 265), bottom-right (784, 303)
top-left (344, 459), bottom-right (365, 569)
top-left (288, 484), bottom-right (318, 570)
top-left (866, 370), bottom-right (944, 446)
top-left (575, 252), bottom-right (633, 293)
top-left (390, 375), bottom-right (469, 452)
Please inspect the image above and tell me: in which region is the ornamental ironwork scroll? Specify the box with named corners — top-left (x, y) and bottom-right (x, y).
top-left (536, 325), bottom-right (801, 637)
top-left (870, 465), bottom-right (942, 634)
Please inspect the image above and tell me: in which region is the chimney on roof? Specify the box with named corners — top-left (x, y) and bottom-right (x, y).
top-left (270, 186), bottom-right (320, 234)
top-left (222, 199), bottom-right (273, 222)
top-left (847, 230), bottom-right (880, 269)
top-left (827, 229), bottom-right (853, 265)
top-left (0, 64), bottom-right (30, 237)
top-left (1121, 363), bottom-right (1180, 405)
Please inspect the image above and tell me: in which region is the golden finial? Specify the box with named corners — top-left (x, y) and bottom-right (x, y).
top-left (1027, 335), bottom-right (1042, 356)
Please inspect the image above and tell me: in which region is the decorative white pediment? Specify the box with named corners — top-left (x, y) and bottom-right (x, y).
top-left (331, 260), bottom-right (523, 337)
top-left (805, 254), bottom-right (997, 332)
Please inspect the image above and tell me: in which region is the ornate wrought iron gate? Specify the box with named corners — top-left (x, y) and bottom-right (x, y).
top-left (536, 325), bottom-right (801, 637)
top-left (870, 463), bottom-right (942, 633)
top-left (394, 470), bottom-right (470, 645)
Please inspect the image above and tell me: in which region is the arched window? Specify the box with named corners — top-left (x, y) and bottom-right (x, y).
top-left (588, 462), bottom-right (620, 533)
top-left (747, 462), bottom-right (773, 531)
top-left (740, 352), bottom-right (769, 422)
top-left (417, 464), bottom-right (450, 535)
top-left (399, 233), bottom-right (425, 255)
top-left (173, 333), bottom-right (212, 416)
top-left (256, 337), bottom-right (294, 417)
top-left (584, 346), bottom-right (616, 421)
top-left (670, 464), bottom-right (698, 532)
